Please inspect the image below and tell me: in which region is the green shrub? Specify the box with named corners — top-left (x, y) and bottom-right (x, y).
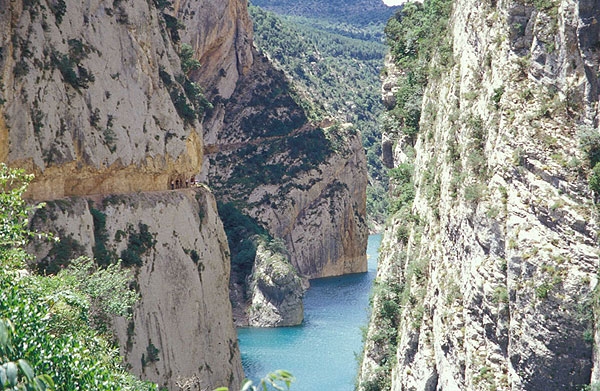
top-left (491, 86), bottom-right (504, 108)
top-left (579, 126), bottom-right (600, 168)
top-left (589, 164), bottom-right (600, 193)
top-left (49, 0), bottom-right (66, 24)
top-left (170, 90), bottom-right (196, 124)
top-left (384, 0), bottom-right (453, 137)
top-left (180, 44), bottom-right (200, 74)
top-left (217, 203), bottom-right (268, 281)
top-left (120, 223), bottom-right (156, 268)
top-left (0, 164), bottom-right (155, 391)
top-left (464, 183), bottom-right (485, 202)
top-left (90, 207), bottom-right (113, 266)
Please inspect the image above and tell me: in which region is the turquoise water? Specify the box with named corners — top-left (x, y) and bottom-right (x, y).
top-left (237, 234), bottom-right (382, 391)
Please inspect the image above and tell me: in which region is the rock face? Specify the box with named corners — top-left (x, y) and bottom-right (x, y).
top-left (202, 52), bottom-right (369, 280)
top-left (28, 188), bottom-right (243, 391)
top-left (1, 0), bottom-right (256, 388)
top-left (175, 0), bottom-right (254, 100)
top-left (0, 0), bottom-right (203, 200)
top-left (246, 237), bottom-right (304, 327)
top-left (360, 1), bottom-right (600, 390)
top-left (198, 23), bottom-right (369, 323)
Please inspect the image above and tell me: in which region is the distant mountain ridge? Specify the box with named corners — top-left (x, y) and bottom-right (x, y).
top-left (250, 0), bottom-right (398, 26)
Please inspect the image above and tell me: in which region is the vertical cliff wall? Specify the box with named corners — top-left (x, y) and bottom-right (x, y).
top-left (0, 0), bottom-right (203, 200)
top-left (1, 0), bottom-right (248, 389)
top-left (180, 0), bottom-right (369, 323)
top-left (201, 50), bottom-right (369, 280)
top-left (360, 0), bottom-right (600, 390)
top-left (28, 189), bottom-right (243, 390)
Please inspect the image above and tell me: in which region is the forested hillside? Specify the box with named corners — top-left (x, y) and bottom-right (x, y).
top-left (249, 1), bottom-right (395, 228)
top-left (251, 0), bottom-right (397, 28)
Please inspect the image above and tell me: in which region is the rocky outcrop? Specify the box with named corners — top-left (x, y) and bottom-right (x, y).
top-left (0, 0), bottom-right (203, 200)
top-left (175, 0), bottom-right (254, 100)
top-left (28, 188), bottom-right (243, 391)
top-left (246, 237), bottom-right (305, 327)
top-left (202, 52), bottom-right (369, 280)
top-left (360, 1), bottom-right (600, 390)
top-left (1, 0), bottom-right (255, 388)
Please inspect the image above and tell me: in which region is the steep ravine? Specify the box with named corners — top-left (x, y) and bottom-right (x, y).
top-left (360, 0), bottom-right (600, 390)
top-left (1, 0), bottom-right (369, 388)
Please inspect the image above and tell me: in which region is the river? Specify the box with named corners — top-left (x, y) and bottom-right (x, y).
top-left (237, 234), bottom-right (382, 391)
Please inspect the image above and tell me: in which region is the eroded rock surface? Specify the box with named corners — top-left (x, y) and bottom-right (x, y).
top-left (359, 1), bottom-right (600, 390)
top-left (28, 188), bottom-right (243, 391)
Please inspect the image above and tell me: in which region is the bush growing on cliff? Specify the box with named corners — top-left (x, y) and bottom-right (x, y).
top-left (217, 202), bottom-right (268, 281)
top-left (0, 164), bottom-right (156, 391)
top-left (589, 164), bottom-right (600, 194)
top-left (384, 0), bottom-right (453, 137)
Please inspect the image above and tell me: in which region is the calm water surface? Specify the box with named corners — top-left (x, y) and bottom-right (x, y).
top-left (237, 234), bottom-right (382, 391)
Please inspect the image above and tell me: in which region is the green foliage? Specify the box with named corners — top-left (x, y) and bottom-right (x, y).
top-left (578, 125), bottom-right (600, 168)
top-left (388, 163), bottom-right (415, 214)
top-left (589, 164), bottom-right (600, 194)
top-left (0, 164), bottom-right (45, 269)
top-left (141, 343), bottom-right (160, 368)
top-left (162, 14), bottom-right (182, 42)
top-left (384, 0), bottom-right (453, 137)
top-left (491, 86), bottom-right (505, 109)
top-left (36, 234), bottom-right (85, 275)
top-left (214, 370), bottom-right (295, 391)
top-left (222, 125), bottom-right (333, 198)
top-left (0, 165), bottom-right (155, 391)
top-left (251, 0), bottom-right (396, 29)
top-left (120, 223), bottom-right (156, 268)
top-left (0, 266), bottom-right (154, 391)
top-left (159, 47), bottom-right (212, 125)
top-left (170, 90), bottom-right (196, 125)
top-left (249, 5), bottom-right (389, 225)
top-left (180, 44), bottom-right (201, 74)
top-left (0, 319), bottom-right (54, 391)
top-left (44, 257), bottom-right (139, 330)
top-left (90, 206), bottom-right (113, 267)
top-left (217, 202), bottom-right (268, 282)
top-left (51, 50), bottom-right (95, 90)
top-left (535, 282), bottom-right (552, 299)
top-left (182, 78), bottom-right (212, 118)
top-left (49, 0), bottom-right (66, 24)
top-left (464, 183), bottom-right (485, 203)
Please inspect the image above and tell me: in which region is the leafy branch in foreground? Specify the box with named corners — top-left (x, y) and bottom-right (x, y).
top-left (214, 370), bottom-right (295, 391)
top-left (0, 163), bottom-right (155, 391)
top-left (0, 163), bottom-right (54, 269)
top-left (0, 319), bottom-right (54, 391)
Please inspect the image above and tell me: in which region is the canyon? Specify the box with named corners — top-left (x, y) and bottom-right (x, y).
top-left (0, 0), bottom-right (367, 389)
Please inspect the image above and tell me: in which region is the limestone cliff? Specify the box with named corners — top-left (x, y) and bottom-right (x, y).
top-left (28, 188), bottom-right (243, 391)
top-left (3, 3), bottom-right (368, 388)
top-left (360, 0), bottom-right (600, 390)
top-left (0, 0), bottom-right (204, 200)
top-left (194, 9), bottom-right (369, 324)
top-left (246, 237), bottom-right (305, 327)
top-left (1, 0), bottom-right (249, 389)
top-left (201, 52), bottom-right (369, 280)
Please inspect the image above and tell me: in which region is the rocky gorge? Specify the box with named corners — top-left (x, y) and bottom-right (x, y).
top-left (0, 0), bottom-right (368, 389)
top-left (359, 0), bottom-right (600, 390)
